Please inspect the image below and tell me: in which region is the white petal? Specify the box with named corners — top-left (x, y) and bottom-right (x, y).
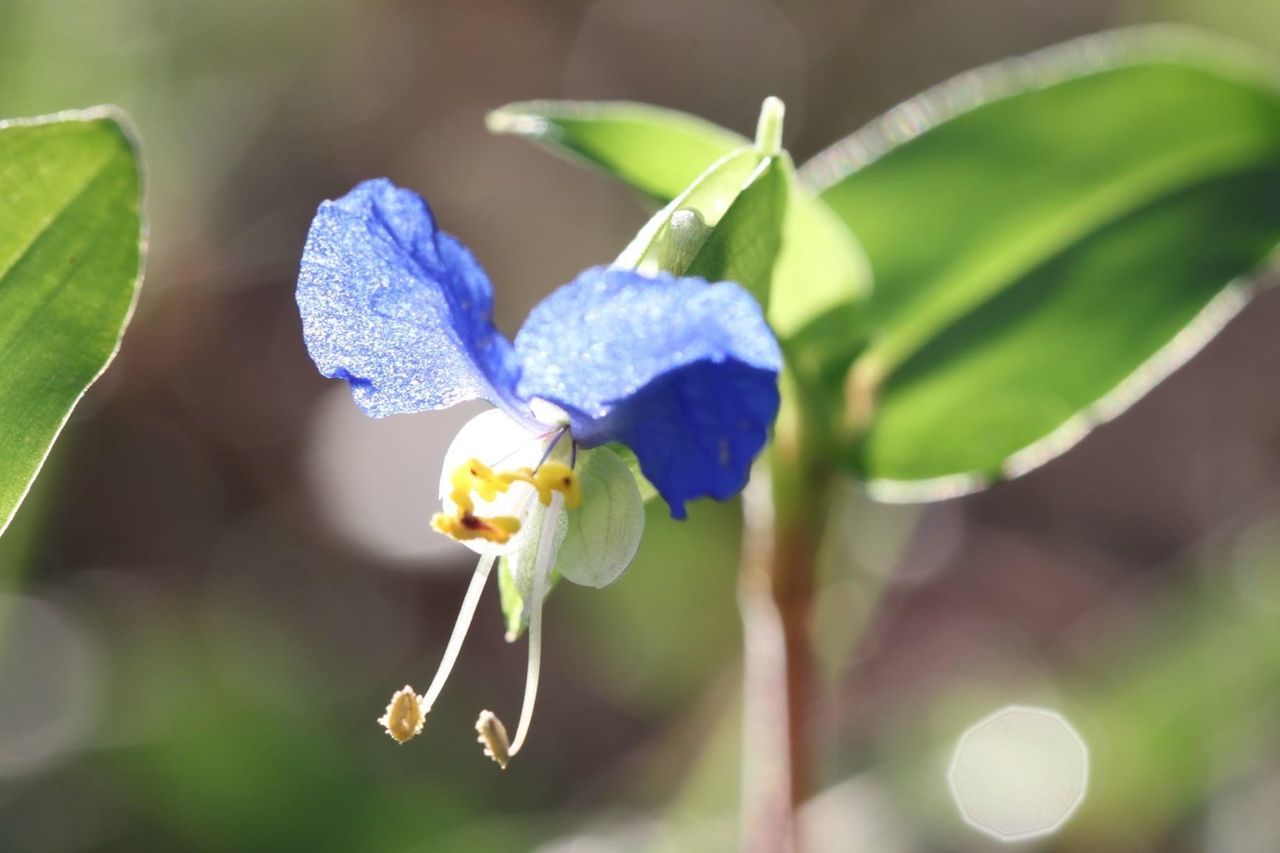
top-left (436, 408), bottom-right (562, 555)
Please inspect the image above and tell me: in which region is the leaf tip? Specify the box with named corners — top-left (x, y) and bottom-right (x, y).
top-left (485, 106), bottom-right (550, 140)
top-left (755, 96), bottom-right (786, 156)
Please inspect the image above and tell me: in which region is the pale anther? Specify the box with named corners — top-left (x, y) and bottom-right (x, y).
top-left (378, 685), bottom-right (426, 744)
top-left (475, 710), bottom-right (511, 769)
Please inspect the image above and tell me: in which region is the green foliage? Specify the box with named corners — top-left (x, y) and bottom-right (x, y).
top-left (488, 99), bottom-right (871, 342)
top-left (808, 30), bottom-right (1280, 497)
top-left (769, 183), bottom-right (871, 342)
top-left (486, 100), bottom-right (746, 204)
top-left (684, 155), bottom-right (789, 309)
top-left (613, 145), bottom-right (769, 274)
top-left (493, 30), bottom-right (1280, 502)
top-left (0, 108), bottom-right (144, 535)
top-left (498, 447), bottom-right (646, 637)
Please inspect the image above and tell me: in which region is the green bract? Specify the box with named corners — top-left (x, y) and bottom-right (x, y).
top-left (555, 447), bottom-right (644, 589)
top-left (498, 446), bottom-right (644, 639)
top-left (0, 108), bottom-right (145, 536)
top-left (612, 98), bottom-right (790, 306)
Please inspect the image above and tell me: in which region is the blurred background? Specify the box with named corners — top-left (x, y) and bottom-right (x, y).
top-left (1, 1), bottom-right (1279, 850)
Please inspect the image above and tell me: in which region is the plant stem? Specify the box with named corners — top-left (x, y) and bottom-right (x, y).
top-left (738, 453), bottom-right (828, 853)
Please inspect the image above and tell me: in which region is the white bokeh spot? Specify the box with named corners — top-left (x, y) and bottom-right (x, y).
top-left (304, 388), bottom-right (481, 565)
top-left (948, 704), bottom-right (1089, 842)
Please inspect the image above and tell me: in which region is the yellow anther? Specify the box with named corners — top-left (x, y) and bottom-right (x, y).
top-left (534, 462), bottom-right (581, 509)
top-left (493, 463), bottom-right (580, 507)
top-left (497, 468), bottom-right (535, 489)
top-left (431, 511), bottom-right (522, 545)
top-left (449, 460), bottom-right (479, 493)
top-left (435, 453), bottom-right (581, 545)
top-left (378, 686), bottom-right (426, 744)
top-left (451, 458), bottom-right (514, 506)
top-left (449, 488), bottom-right (474, 514)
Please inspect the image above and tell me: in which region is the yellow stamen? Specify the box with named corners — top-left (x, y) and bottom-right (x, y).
top-left (433, 452), bottom-right (581, 545)
top-left (449, 458), bottom-right (518, 511)
top-left (431, 511), bottom-right (522, 545)
top-left (494, 462), bottom-right (580, 507)
top-left (535, 462), bottom-right (581, 509)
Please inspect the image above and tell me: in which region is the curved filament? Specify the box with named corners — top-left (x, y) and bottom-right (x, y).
top-left (509, 491), bottom-right (563, 756)
top-left (422, 552), bottom-right (496, 711)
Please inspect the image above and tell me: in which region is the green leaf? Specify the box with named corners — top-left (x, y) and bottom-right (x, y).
top-left (557, 447), bottom-right (644, 589)
top-left (613, 145), bottom-right (766, 272)
top-left (487, 99), bottom-right (871, 342)
top-left (770, 189), bottom-right (872, 344)
top-left (486, 100), bottom-right (745, 203)
top-left (685, 154), bottom-right (790, 308)
top-left (802, 28), bottom-right (1280, 498)
top-left (0, 108), bottom-right (144, 535)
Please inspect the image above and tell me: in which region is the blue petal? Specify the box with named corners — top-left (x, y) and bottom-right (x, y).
top-left (514, 267), bottom-right (782, 518)
top-left (297, 179), bottom-right (526, 419)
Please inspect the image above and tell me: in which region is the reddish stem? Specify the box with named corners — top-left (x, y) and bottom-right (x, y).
top-left (738, 463), bottom-right (824, 853)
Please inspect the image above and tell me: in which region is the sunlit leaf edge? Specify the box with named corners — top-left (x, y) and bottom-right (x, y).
top-left (486, 99), bottom-right (748, 202)
top-left (0, 106), bottom-right (148, 536)
top-left (486, 97), bottom-right (874, 353)
top-left (798, 25), bottom-right (1280, 503)
top-left (799, 25), bottom-right (1280, 193)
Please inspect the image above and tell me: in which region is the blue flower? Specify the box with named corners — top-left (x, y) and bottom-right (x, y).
top-left (298, 178), bottom-right (781, 519)
top-left (297, 178), bottom-right (781, 764)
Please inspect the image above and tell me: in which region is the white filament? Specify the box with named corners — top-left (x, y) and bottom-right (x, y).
top-left (421, 553), bottom-right (496, 712)
top-left (509, 491), bottom-right (563, 756)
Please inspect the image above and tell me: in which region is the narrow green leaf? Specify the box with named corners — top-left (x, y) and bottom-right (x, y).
top-left (486, 100), bottom-right (745, 203)
top-left (487, 99), bottom-right (872, 343)
top-left (0, 108), bottom-right (145, 535)
top-left (802, 28), bottom-right (1280, 498)
top-left (769, 189), bottom-right (872, 343)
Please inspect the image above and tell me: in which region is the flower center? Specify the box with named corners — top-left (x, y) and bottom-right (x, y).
top-left (430, 453), bottom-right (581, 545)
